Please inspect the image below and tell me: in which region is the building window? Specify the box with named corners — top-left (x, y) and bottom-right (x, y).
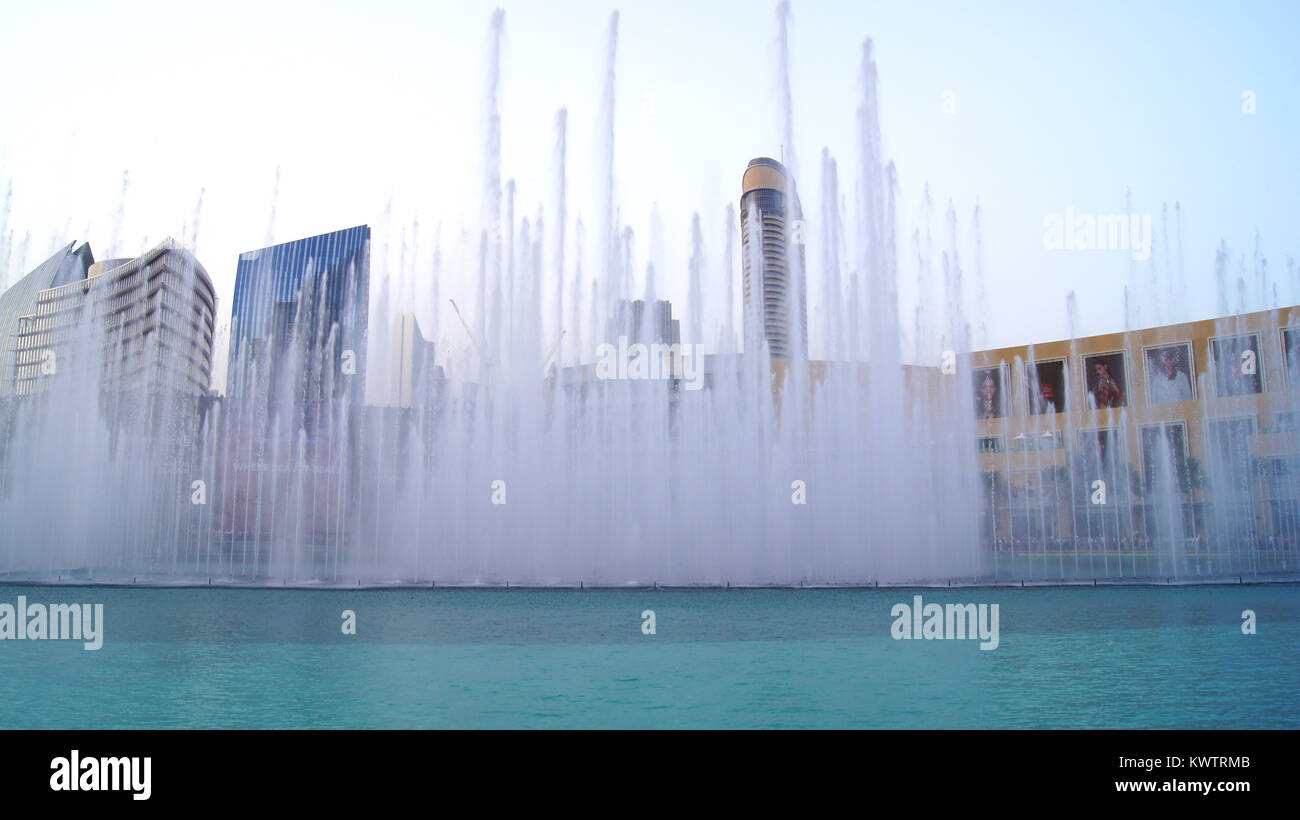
top-left (973, 364), bottom-right (1009, 419)
top-left (1209, 332), bottom-right (1265, 396)
top-left (1282, 327), bottom-right (1300, 389)
top-left (1143, 341), bottom-right (1196, 404)
top-left (1139, 421), bottom-right (1191, 492)
top-left (1026, 360), bottom-right (1066, 414)
top-left (1082, 351), bottom-right (1129, 409)
top-left (1077, 428), bottom-right (1125, 479)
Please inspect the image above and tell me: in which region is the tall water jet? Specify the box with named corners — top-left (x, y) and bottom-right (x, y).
top-left (503, 179), bottom-right (516, 369)
top-left (688, 212), bottom-right (703, 345)
top-left (265, 166), bottom-right (279, 247)
top-left (774, 0), bottom-right (808, 380)
top-left (186, 188), bottom-right (206, 255)
top-left (971, 199), bottom-right (988, 350)
top-left (855, 36), bottom-right (918, 578)
top-left (597, 11), bottom-right (619, 306)
top-left (910, 190), bottom-right (931, 367)
top-left (13, 231), bottom-right (29, 290)
top-left (429, 222), bottom-right (442, 346)
top-left (857, 39), bottom-right (891, 366)
top-left (1215, 243), bottom-right (1232, 318)
top-left (109, 170), bottom-right (129, 258)
top-left (571, 216), bottom-right (585, 363)
top-left (551, 108), bottom-right (568, 366)
top-left (942, 199), bottom-right (964, 359)
top-left (479, 8), bottom-right (505, 366)
top-left (0, 181), bottom-right (11, 293)
top-left (821, 149), bottom-right (844, 361)
top-left (721, 203), bottom-right (736, 353)
top-left (775, 1), bottom-right (796, 172)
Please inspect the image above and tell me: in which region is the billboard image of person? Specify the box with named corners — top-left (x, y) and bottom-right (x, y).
top-left (974, 366), bottom-right (1007, 419)
top-left (1083, 352), bottom-right (1127, 409)
top-left (1144, 342), bottom-right (1195, 404)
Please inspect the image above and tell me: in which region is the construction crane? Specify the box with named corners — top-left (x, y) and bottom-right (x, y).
top-left (542, 330), bottom-right (566, 375)
top-left (448, 297), bottom-right (502, 382)
top-left (450, 299), bottom-right (566, 381)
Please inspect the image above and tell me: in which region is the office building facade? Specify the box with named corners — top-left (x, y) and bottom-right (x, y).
top-left (226, 225), bottom-right (370, 403)
top-left (0, 242), bottom-right (94, 398)
top-left (606, 298), bottom-right (677, 348)
top-left (10, 239), bottom-right (215, 397)
top-left (390, 312), bottom-right (443, 408)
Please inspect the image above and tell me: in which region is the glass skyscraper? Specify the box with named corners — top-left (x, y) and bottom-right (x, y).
top-left (226, 225), bottom-right (370, 403)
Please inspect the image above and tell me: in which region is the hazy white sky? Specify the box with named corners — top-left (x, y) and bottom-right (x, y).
top-left (2, 0), bottom-right (1297, 378)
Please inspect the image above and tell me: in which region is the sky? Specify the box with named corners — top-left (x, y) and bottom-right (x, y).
top-left (1, 0), bottom-right (1297, 386)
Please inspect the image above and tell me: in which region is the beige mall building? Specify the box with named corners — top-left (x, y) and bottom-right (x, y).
top-left (969, 305), bottom-right (1300, 546)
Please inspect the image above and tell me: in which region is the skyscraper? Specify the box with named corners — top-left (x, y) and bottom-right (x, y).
top-left (0, 242), bottom-right (93, 398)
top-left (390, 312), bottom-right (443, 409)
top-left (740, 157), bottom-right (807, 359)
top-left (226, 225), bottom-right (370, 403)
top-left (606, 298), bottom-right (676, 348)
top-left (12, 239), bottom-right (216, 397)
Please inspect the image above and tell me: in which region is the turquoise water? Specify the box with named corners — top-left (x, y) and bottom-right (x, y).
top-left (0, 584), bottom-right (1296, 729)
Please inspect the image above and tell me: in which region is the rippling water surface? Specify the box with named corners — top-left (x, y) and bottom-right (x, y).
top-left (0, 584), bottom-right (1295, 729)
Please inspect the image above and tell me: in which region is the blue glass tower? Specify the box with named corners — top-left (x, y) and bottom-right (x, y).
top-left (226, 225), bottom-right (370, 402)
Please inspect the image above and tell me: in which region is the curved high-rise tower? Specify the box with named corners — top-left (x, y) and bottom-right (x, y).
top-left (740, 157), bottom-right (807, 359)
